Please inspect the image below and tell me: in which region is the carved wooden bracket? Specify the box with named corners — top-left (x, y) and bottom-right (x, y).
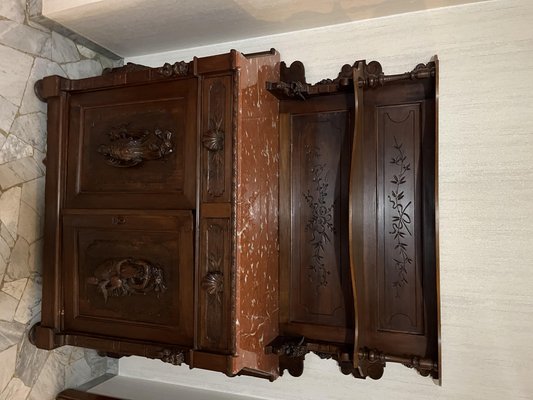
top-left (266, 60), bottom-right (436, 100)
top-left (356, 348), bottom-right (438, 379)
top-left (86, 258), bottom-right (167, 302)
top-left (97, 128), bottom-right (174, 168)
top-left (157, 348), bottom-right (185, 365)
top-left (158, 61), bottom-right (189, 77)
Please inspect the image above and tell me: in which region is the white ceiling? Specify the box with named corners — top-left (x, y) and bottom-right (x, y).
top-left (42, 0), bottom-right (488, 57)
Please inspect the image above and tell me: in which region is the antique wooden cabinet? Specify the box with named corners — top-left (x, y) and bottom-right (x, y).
top-left (32, 48), bottom-right (440, 384)
top-left (31, 49), bottom-right (281, 379)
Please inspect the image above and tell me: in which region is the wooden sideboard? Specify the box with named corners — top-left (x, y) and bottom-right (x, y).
top-left (32, 49), bottom-right (281, 379)
top-left (31, 49), bottom-right (440, 385)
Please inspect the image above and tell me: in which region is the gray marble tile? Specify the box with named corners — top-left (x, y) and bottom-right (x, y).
top-left (77, 44), bottom-right (97, 59)
top-left (0, 345), bottom-right (17, 393)
top-left (6, 237), bottom-right (30, 281)
top-left (54, 346), bottom-right (73, 366)
top-left (0, 236), bottom-right (10, 265)
top-left (0, 186), bottom-right (21, 238)
top-left (26, 353), bottom-right (64, 400)
top-left (98, 54), bottom-right (123, 71)
top-left (21, 177), bottom-right (45, 218)
top-left (0, 223), bottom-right (15, 248)
top-left (0, 45), bottom-right (33, 107)
top-left (14, 275), bottom-right (41, 324)
top-left (0, 320), bottom-right (25, 352)
top-left (65, 357), bottom-right (92, 389)
top-left (0, 96), bottom-right (18, 135)
top-left (0, 258), bottom-right (5, 285)
top-left (10, 113), bottom-right (47, 153)
top-left (1, 278), bottom-right (27, 301)
top-left (17, 201), bottom-right (43, 244)
top-left (0, 20), bottom-right (51, 58)
top-left (0, 157), bottom-right (44, 190)
top-left (0, 135), bottom-right (33, 164)
top-left (0, 293), bottom-right (17, 321)
top-left (20, 57), bottom-right (66, 115)
top-left (15, 331), bottom-right (49, 387)
top-left (28, 239), bottom-right (43, 274)
top-left (0, 377), bottom-right (31, 400)
top-left (106, 358), bottom-right (119, 375)
top-left (32, 149), bottom-right (46, 172)
top-left (27, 0), bottom-right (42, 19)
top-left (62, 59), bottom-right (102, 79)
top-left (51, 31), bottom-right (80, 63)
top-left (69, 347), bottom-right (86, 363)
top-left (0, 0), bottom-right (25, 24)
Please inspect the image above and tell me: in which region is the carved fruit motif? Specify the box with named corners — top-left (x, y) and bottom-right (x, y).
top-left (86, 258), bottom-right (167, 303)
top-left (98, 128), bottom-right (174, 168)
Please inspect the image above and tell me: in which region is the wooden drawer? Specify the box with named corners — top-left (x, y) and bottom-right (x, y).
top-left (62, 211), bottom-right (194, 345)
top-left (65, 79), bottom-right (197, 209)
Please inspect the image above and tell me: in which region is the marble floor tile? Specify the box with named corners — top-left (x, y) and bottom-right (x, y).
top-left (0, 345), bottom-right (17, 393)
top-left (0, 186), bottom-right (21, 238)
top-left (1, 279), bottom-right (27, 301)
top-left (0, 377), bottom-right (31, 400)
top-left (0, 320), bottom-right (24, 351)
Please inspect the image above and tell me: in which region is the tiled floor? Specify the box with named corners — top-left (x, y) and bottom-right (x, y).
top-left (0, 1), bottom-right (122, 398)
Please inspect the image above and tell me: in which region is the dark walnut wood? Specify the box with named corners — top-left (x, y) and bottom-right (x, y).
top-left (34, 49), bottom-right (438, 384)
top-left (33, 50), bottom-right (281, 379)
top-left (267, 57), bottom-right (439, 381)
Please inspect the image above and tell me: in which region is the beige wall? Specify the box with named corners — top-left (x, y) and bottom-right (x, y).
top-left (122, 0), bottom-right (533, 399)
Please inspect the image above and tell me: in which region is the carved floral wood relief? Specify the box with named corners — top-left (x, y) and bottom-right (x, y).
top-left (303, 145), bottom-right (335, 290)
top-left (388, 135), bottom-right (413, 297)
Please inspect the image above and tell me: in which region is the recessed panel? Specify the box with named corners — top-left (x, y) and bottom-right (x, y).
top-left (66, 79), bottom-right (197, 209)
top-left (63, 212), bottom-right (194, 345)
top-left (289, 111), bottom-right (352, 333)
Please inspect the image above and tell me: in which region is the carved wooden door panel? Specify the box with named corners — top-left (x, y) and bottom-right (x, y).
top-left (279, 96), bottom-right (354, 344)
top-left (62, 212), bottom-right (194, 345)
top-left (350, 62), bottom-right (438, 379)
top-left (65, 78), bottom-right (197, 210)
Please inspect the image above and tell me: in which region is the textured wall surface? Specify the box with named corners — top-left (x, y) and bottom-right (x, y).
top-left (0, 1), bottom-right (122, 399)
top-left (122, 1), bottom-right (533, 399)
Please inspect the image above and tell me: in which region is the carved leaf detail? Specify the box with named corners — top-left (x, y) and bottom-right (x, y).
top-left (303, 145), bottom-right (334, 290)
top-left (387, 136), bottom-right (412, 297)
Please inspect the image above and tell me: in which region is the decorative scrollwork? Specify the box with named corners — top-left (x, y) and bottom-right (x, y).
top-left (357, 348), bottom-right (386, 380)
top-left (387, 136), bottom-right (412, 297)
top-left (276, 337), bottom-right (308, 358)
top-left (86, 258), bottom-right (167, 303)
top-left (98, 128), bottom-right (174, 168)
top-left (303, 145), bottom-right (334, 289)
top-left (157, 61), bottom-right (189, 77)
top-left (157, 349), bottom-right (185, 365)
top-left (102, 62), bottom-right (150, 75)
